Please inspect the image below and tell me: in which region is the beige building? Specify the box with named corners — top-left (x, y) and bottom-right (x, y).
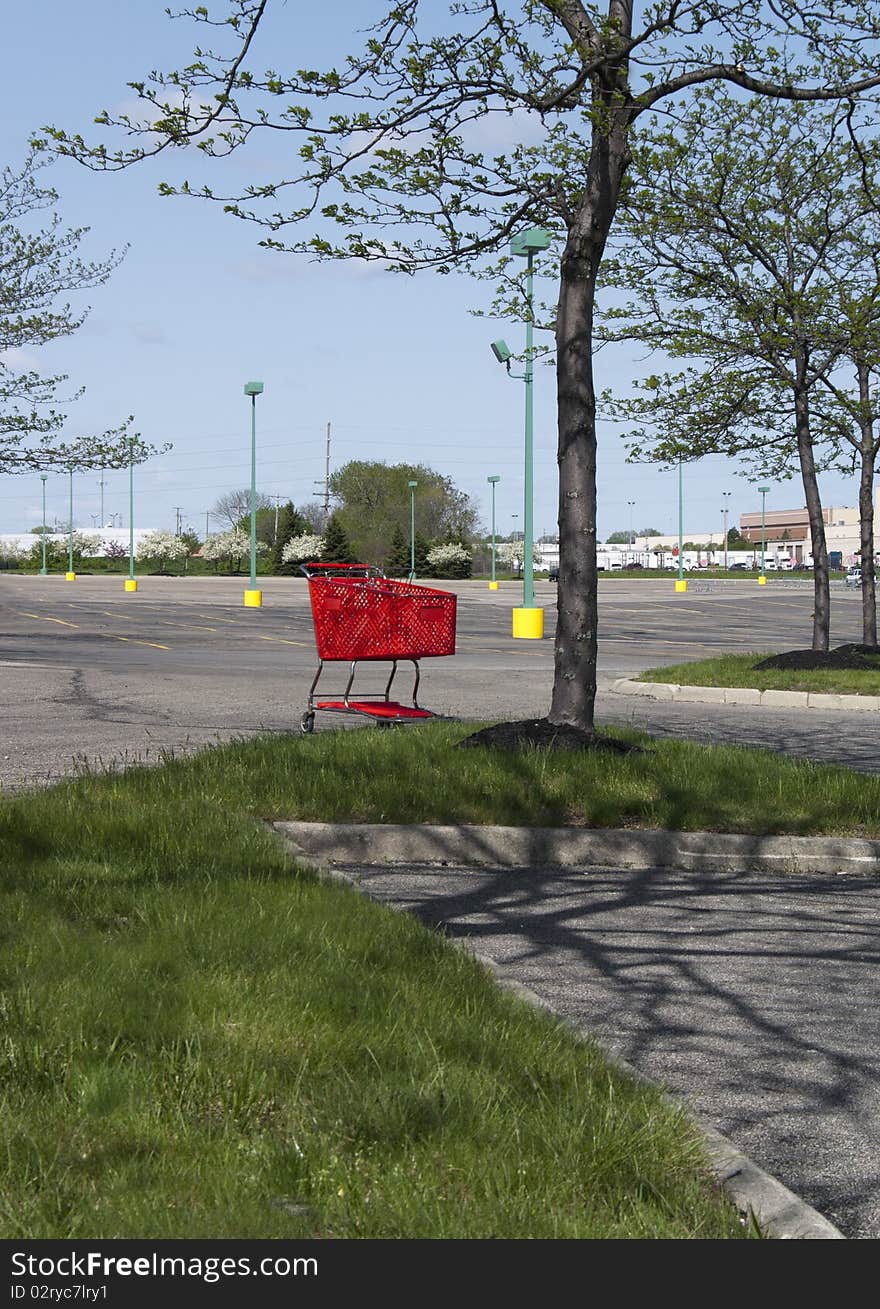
top-left (740, 497), bottom-right (880, 565)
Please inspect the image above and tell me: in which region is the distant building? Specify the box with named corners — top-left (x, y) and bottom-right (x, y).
top-left (740, 497), bottom-right (880, 565)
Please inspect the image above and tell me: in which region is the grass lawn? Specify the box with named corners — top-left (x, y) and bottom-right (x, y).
top-left (0, 726), bottom-right (772, 1241)
top-left (637, 652), bottom-right (880, 697)
top-left (199, 720), bottom-right (880, 837)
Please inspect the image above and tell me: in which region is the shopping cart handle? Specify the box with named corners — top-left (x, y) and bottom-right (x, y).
top-left (300, 561), bottom-right (382, 579)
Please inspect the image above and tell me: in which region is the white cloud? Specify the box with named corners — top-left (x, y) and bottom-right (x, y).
top-left (0, 347), bottom-right (42, 372)
top-left (112, 89), bottom-right (215, 135)
top-left (129, 322), bottom-right (170, 346)
top-left (459, 107), bottom-right (547, 154)
top-left (233, 255), bottom-right (304, 284)
top-left (233, 252), bottom-right (394, 284)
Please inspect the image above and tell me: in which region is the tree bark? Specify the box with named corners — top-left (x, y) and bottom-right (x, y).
top-left (856, 357), bottom-right (878, 646)
top-left (793, 359), bottom-right (830, 651)
top-left (550, 92), bottom-right (629, 731)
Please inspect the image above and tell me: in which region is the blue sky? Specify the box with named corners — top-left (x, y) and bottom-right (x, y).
top-left (0, 1), bottom-right (865, 543)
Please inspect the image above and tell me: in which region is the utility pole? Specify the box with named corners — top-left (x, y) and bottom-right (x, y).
top-left (313, 421), bottom-right (331, 526)
top-left (174, 506), bottom-right (184, 537)
top-left (722, 490), bottom-right (732, 571)
top-left (272, 494), bottom-right (282, 544)
top-left (98, 474), bottom-right (105, 527)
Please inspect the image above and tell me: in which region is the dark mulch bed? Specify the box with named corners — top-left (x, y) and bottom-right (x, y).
top-left (457, 718), bottom-right (644, 753)
top-left (755, 644), bottom-right (880, 671)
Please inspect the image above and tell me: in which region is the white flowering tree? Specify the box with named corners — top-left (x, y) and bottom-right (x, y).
top-left (0, 540), bottom-right (26, 567)
top-left (496, 541), bottom-right (523, 573)
top-left (73, 531), bottom-right (102, 558)
top-left (136, 529), bottom-right (189, 574)
top-left (426, 542), bottom-right (471, 579)
top-left (202, 527), bottom-right (267, 572)
top-left (31, 531), bottom-right (102, 568)
top-left (281, 533), bottom-right (325, 566)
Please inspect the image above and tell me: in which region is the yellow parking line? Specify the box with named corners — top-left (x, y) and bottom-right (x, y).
top-left (101, 610), bottom-right (217, 633)
top-left (18, 611), bottom-right (79, 628)
top-left (196, 613), bottom-right (243, 625)
top-left (257, 635), bottom-right (309, 648)
top-left (110, 635), bottom-right (170, 651)
top-left (157, 620), bottom-right (218, 633)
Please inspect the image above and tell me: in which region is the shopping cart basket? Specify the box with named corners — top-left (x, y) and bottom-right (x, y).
top-left (299, 562), bottom-right (457, 732)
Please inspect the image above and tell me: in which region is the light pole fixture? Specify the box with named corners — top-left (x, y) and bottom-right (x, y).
top-left (244, 381), bottom-right (264, 608)
top-left (675, 461), bottom-right (687, 592)
top-left (125, 436), bottom-right (138, 592)
top-left (627, 499), bottom-right (636, 560)
top-left (722, 490), bottom-right (732, 571)
top-left (490, 224), bottom-right (552, 639)
top-left (40, 474), bottom-right (48, 576)
top-left (408, 479), bottom-right (418, 578)
top-left (66, 468), bottom-right (76, 581)
top-left (758, 485), bottom-right (770, 584)
top-left (487, 475), bottom-right (500, 589)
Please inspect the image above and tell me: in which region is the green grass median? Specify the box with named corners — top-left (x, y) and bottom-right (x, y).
top-left (14, 715), bottom-right (879, 1240)
top-left (637, 652), bottom-right (880, 697)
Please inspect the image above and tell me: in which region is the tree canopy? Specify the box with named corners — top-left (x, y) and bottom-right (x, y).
top-left (328, 460), bottom-right (479, 566)
top-left (212, 486), bottom-right (272, 528)
top-left (0, 148), bottom-right (143, 473)
top-left (599, 89), bottom-right (880, 648)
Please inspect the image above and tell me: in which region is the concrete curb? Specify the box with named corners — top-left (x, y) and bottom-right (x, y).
top-left (609, 677), bottom-right (880, 713)
top-left (274, 820), bottom-right (880, 877)
top-left (273, 825), bottom-right (845, 1239)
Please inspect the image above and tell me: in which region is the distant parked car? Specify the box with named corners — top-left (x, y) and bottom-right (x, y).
top-left (845, 567), bottom-right (861, 588)
top-left (548, 565), bottom-right (559, 581)
top-left (728, 561), bottom-right (749, 570)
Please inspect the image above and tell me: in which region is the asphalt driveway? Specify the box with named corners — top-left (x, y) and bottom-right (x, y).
top-left (336, 860), bottom-right (880, 1239)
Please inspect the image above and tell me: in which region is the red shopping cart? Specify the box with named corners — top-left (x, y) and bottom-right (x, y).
top-left (299, 563), bottom-right (457, 732)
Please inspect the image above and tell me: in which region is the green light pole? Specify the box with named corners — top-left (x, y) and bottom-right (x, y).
top-left (244, 381), bottom-right (264, 607)
top-left (408, 479), bottom-right (418, 578)
top-left (40, 474), bottom-right (48, 575)
top-left (722, 489), bottom-right (731, 571)
top-left (125, 437), bottom-right (138, 591)
top-left (66, 467), bottom-right (75, 580)
top-left (490, 225), bottom-right (551, 639)
top-left (758, 485), bottom-right (770, 584)
top-left (675, 460), bottom-right (686, 591)
top-left (487, 474), bottom-right (500, 589)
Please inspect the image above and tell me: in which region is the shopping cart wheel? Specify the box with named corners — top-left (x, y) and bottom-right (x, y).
top-left (300, 712), bottom-right (315, 735)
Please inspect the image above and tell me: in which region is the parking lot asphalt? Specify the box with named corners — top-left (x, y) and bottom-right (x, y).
top-left (335, 858), bottom-right (880, 1239)
top-left (0, 572), bottom-right (878, 787)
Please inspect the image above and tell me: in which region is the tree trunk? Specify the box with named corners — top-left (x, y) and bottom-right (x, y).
top-left (549, 102), bottom-right (629, 731)
top-left (856, 358), bottom-right (877, 646)
top-left (793, 367), bottom-right (830, 651)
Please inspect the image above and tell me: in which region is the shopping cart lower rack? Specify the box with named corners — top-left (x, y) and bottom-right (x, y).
top-left (299, 562), bottom-right (457, 732)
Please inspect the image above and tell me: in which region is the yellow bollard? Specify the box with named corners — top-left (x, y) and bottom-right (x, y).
top-left (674, 579), bottom-right (687, 593)
top-left (244, 589), bottom-right (263, 608)
top-left (489, 581), bottom-right (499, 591)
top-left (65, 571), bottom-right (76, 582)
top-left (124, 579), bottom-right (138, 592)
top-left (758, 575), bottom-right (767, 586)
top-left (512, 607), bottom-right (544, 639)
